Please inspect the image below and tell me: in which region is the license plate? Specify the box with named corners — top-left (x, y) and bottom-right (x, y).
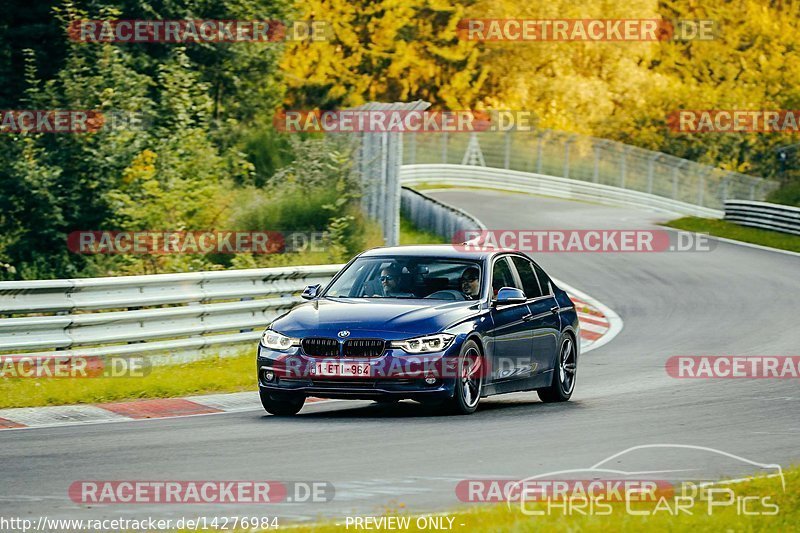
top-left (314, 362), bottom-right (371, 377)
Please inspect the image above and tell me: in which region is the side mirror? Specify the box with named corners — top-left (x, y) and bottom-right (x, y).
top-left (494, 287), bottom-right (526, 306)
top-left (301, 284), bottom-right (322, 300)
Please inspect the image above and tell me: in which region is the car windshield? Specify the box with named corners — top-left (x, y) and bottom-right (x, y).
top-left (323, 257), bottom-right (483, 300)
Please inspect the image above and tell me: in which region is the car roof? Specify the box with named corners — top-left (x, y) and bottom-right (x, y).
top-left (358, 244), bottom-right (507, 261)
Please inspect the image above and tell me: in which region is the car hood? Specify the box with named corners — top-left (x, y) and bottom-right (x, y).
top-left (271, 297), bottom-right (480, 339)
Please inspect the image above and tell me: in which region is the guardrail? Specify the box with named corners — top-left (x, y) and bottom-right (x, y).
top-left (0, 265), bottom-right (342, 364)
top-left (400, 164), bottom-right (724, 218)
top-left (724, 200), bottom-right (800, 236)
top-left (401, 186), bottom-right (486, 240)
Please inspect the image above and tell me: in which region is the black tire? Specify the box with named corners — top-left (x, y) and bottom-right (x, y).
top-left (538, 334), bottom-right (577, 403)
top-left (259, 389), bottom-right (305, 416)
top-left (444, 339), bottom-right (484, 415)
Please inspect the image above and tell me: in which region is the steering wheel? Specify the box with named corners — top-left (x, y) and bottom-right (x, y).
top-left (425, 290), bottom-right (467, 301)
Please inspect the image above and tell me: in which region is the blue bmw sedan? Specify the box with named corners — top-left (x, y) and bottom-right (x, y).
top-left (256, 245), bottom-right (579, 415)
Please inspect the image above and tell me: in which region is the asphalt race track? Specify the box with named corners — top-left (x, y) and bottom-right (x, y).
top-left (1, 190), bottom-right (798, 524)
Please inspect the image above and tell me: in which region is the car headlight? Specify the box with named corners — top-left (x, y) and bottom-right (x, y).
top-left (260, 329), bottom-right (300, 351)
top-left (390, 333), bottom-right (455, 354)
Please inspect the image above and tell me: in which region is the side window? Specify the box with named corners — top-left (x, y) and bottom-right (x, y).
top-left (511, 256), bottom-right (543, 299)
top-left (491, 257), bottom-right (519, 297)
top-left (532, 263), bottom-right (552, 296)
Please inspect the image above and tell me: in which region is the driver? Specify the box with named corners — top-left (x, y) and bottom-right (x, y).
top-left (377, 264), bottom-right (414, 297)
top-left (460, 266), bottom-right (480, 299)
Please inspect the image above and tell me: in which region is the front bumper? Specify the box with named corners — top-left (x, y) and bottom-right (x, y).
top-left (256, 341), bottom-right (463, 401)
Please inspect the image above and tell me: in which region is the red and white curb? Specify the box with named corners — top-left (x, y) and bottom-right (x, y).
top-left (0, 393), bottom-right (331, 431)
top-left (0, 282), bottom-right (620, 431)
top-left (555, 278), bottom-right (623, 354)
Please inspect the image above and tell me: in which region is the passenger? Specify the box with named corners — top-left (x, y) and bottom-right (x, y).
top-left (460, 266), bottom-right (480, 299)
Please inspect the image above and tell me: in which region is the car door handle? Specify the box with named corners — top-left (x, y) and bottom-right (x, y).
top-left (523, 308), bottom-right (558, 321)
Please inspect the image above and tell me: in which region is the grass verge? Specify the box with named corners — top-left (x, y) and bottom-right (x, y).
top-left (664, 217), bottom-right (800, 253)
top-left (219, 466), bottom-right (798, 532)
top-left (399, 217), bottom-right (447, 245)
top-left (0, 352), bottom-right (255, 409)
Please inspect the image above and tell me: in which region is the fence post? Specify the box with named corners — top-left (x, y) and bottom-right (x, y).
top-left (721, 175), bottom-right (730, 203)
top-left (593, 141), bottom-right (601, 183)
top-left (536, 132), bottom-right (544, 174)
top-left (442, 131), bottom-right (448, 164)
top-left (362, 132), bottom-right (377, 219)
top-left (672, 164), bottom-right (680, 200)
top-left (379, 132), bottom-right (389, 243)
top-left (697, 169), bottom-right (707, 207)
top-left (619, 146), bottom-right (629, 188)
top-left (386, 131), bottom-right (401, 246)
top-left (646, 153), bottom-right (659, 194)
top-left (527, 131), bottom-right (535, 172)
top-left (504, 130), bottom-right (511, 170)
top-left (563, 135), bottom-right (575, 179)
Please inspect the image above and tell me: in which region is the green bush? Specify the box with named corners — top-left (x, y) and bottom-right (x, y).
top-left (766, 179), bottom-right (800, 207)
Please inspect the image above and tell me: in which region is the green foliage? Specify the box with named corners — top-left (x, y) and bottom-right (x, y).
top-left (399, 216), bottom-right (447, 245)
top-left (0, 0), bottom-right (289, 279)
top-left (767, 181), bottom-right (800, 207)
top-left (227, 137), bottom-right (375, 266)
top-left (282, 0), bottom-right (486, 108)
